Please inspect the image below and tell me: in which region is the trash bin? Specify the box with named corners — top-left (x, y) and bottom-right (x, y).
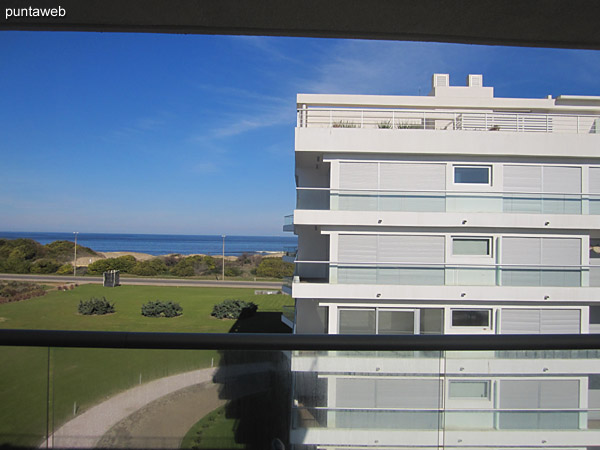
top-left (103, 270), bottom-right (120, 287)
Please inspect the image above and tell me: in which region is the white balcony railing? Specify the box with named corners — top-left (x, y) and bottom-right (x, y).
top-left (295, 187), bottom-right (600, 215)
top-left (297, 108), bottom-right (600, 135)
top-left (292, 260), bottom-right (600, 287)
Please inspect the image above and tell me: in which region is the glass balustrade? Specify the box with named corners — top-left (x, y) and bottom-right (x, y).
top-left (296, 189), bottom-right (600, 215)
top-left (331, 264), bottom-right (583, 287)
top-left (3, 337), bottom-right (600, 449)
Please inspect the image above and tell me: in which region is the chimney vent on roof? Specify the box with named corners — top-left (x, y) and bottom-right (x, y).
top-left (432, 73), bottom-right (449, 88)
top-left (467, 74), bottom-right (483, 87)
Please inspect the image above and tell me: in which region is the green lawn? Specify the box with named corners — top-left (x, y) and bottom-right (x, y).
top-left (180, 405), bottom-right (244, 449)
top-left (0, 284), bottom-right (291, 332)
top-left (0, 284), bottom-right (293, 448)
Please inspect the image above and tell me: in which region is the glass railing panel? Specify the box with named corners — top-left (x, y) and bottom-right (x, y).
top-left (446, 193), bottom-right (503, 213)
top-left (333, 265), bottom-right (582, 287)
top-left (501, 267), bottom-right (581, 287)
top-left (445, 267), bottom-right (497, 286)
top-left (378, 193), bottom-right (446, 212)
top-left (0, 346), bottom-right (49, 449)
top-left (590, 265), bottom-right (600, 287)
top-left (337, 267), bottom-right (445, 285)
top-left (297, 189), bottom-right (330, 210)
top-left (590, 196), bottom-right (600, 214)
top-left (47, 348), bottom-right (291, 449)
top-left (326, 191), bottom-right (586, 214)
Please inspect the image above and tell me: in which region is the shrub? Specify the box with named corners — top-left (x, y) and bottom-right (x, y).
top-left (224, 266), bottom-right (242, 277)
top-left (130, 259), bottom-right (168, 276)
top-left (0, 281), bottom-right (46, 304)
top-left (30, 258), bottom-right (61, 274)
top-left (141, 300), bottom-right (183, 318)
top-left (87, 255), bottom-right (137, 275)
top-left (45, 240), bottom-right (97, 261)
top-left (255, 258), bottom-right (294, 278)
top-left (211, 299), bottom-right (258, 320)
top-left (56, 264), bottom-right (73, 275)
top-left (78, 297), bottom-right (115, 315)
top-left (170, 255), bottom-right (217, 277)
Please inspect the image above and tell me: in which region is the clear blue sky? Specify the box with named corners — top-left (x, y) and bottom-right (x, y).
top-left (1, 32), bottom-right (599, 235)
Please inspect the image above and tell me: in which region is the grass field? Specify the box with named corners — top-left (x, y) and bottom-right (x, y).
top-left (180, 405), bottom-right (244, 449)
top-left (0, 284), bottom-right (293, 448)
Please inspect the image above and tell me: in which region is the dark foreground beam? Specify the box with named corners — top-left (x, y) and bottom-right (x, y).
top-left (2, 329), bottom-right (600, 351)
top-left (1, 0), bottom-right (600, 50)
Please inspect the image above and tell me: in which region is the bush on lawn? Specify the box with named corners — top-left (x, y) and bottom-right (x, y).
top-left (211, 299), bottom-right (258, 320)
top-left (141, 300), bottom-right (183, 318)
top-left (78, 297), bottom-right (115, 315)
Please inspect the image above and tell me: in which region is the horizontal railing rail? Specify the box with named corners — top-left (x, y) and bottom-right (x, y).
top-left (297, 186), bottom-right (594, 196)
top-left (295, 260), bottom-right (590, 269)
top-left (2, 329), bottom-right (600, 351)
top-left (297, 107), bottom-right (600, 134)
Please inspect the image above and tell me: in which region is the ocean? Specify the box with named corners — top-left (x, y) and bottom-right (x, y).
top-left (0, 232), bottom-right (297, 256)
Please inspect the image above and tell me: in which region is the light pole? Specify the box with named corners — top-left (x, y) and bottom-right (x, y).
top-left (221, 235), bottom-right (226, 280)
top-left (73, 232), bottom-right (79, 277)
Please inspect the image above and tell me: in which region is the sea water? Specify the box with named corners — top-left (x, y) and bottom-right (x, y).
top-left (0, 231), bottom-right (297, 256)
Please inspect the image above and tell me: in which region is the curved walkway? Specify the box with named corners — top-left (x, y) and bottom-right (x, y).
top-left (41, 368), bottom-right (217, 449)
top-left (41, 362), bottom-right (274, 449)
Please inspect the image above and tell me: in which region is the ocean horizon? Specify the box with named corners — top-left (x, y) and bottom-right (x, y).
top-left (0, 231), bottom-right (297, 256)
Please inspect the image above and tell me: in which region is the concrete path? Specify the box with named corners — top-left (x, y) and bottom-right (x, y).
top-left (41, 368), bottom-right (217, 449)
top-left (96, 382), bottom-right (224, 449)
top-left (41, 362), bottom-right (274, 449)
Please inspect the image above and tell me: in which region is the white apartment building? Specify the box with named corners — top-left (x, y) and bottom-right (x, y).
top-left (283, 74), bottom-right (600, 450)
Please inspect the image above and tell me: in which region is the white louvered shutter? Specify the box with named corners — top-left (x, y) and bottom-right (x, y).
top-left (379, 163), bottom-right (445, 191)
top-left (590, 168), bottom-right (600, 193)
top-left (339, 162), bottom-right (378, 189)
top-left (503, 165), bottom-right (542, 192)
top-left (338, 234), bottom-right (377, 263)
top-left (501, 309), bottom-right (541, 334)
top-left (543, 166), bottom-right (581, 194)
top-left (378, 235), bottom-right (445, 263)
top-left (541, 238), bottom-right (580, 265)
top-left (540, 309), bottom-right (581, 334)
top-left (502, 237), bottom-right (541, 264)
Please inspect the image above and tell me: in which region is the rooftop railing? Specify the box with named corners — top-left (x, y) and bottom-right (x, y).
top-left (297, 107), bottom-right (600, 134)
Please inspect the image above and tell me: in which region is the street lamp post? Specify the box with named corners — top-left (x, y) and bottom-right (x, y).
top-left (221, 235), bottom-right (226, 280)
top-left (73, 232), bottom-right (79, 277)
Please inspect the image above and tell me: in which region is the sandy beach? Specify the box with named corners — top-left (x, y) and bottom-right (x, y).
top-left (75, 251), bottom-right (284, 267)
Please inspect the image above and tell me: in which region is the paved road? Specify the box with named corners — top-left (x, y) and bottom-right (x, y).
top-left (0, 273), bottom-right (283, 289)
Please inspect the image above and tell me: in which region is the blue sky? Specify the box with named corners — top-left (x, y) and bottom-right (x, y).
top-left (1, 32), bottom-right (600, 235)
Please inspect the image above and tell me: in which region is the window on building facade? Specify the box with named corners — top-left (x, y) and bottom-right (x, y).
top-left (452, 237), bottom-right (492, 256)
top-left (448, 380), bottom-right (491, 399)
top-left (454, 165), bottom-right (491, 184)
top-left (451, 309), bottom-right (491, 327)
